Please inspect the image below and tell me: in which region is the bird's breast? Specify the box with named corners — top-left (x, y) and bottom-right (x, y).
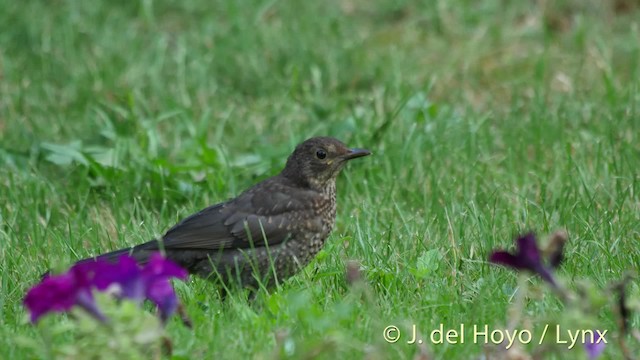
top-left (316, 180), bottom-right (337, 234)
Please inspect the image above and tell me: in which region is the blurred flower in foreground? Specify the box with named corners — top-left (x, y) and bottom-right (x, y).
top-left (24, 262), bottom-right (107, 323)
top-left (489, 232), bottom-right (558, 287)
top-left (584, 332), bottom-right (606, 360)
top-left (95, 253), bottom-right (188, 322)
top-left (24, 253), bottom-right (188, 324)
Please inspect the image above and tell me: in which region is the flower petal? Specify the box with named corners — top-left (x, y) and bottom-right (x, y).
top-left (140, 253), bottom-right (188, 322)
top-left (72, 258), bottom-right (112, 288)
top-left (532, 264), bottom-right (557, 287)
top-left (516, 233), bottom-right (541, 264)
top-left (75, 290), bottom-right (108, 323)
top-left (93, 255), bottom-right (145, 302)
top-left (489, 251), bottom-right (524, 270)
top-left (145, 277), bottom-right (179, 323)
top-left (584, 334), bottom-right (606, 359)
top-left (489, 232), bottom-right (558, 287)
top-left (144, 253), bottom-right (188, 280)
top-left (24, 273), bottom-right (77, 323)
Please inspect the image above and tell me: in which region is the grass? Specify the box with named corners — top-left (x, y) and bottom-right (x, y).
top-left (1, 0), bottom-right (639, 358)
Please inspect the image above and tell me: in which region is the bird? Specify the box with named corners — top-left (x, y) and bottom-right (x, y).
top-left (75, 136), bottom-right (371, 292)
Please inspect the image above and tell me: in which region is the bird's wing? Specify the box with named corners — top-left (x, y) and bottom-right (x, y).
top-left (154, 186), bottom-right (320, 251)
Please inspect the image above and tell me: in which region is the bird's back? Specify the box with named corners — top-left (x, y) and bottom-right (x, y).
top-left (102, 175), bottom-right (334, 289)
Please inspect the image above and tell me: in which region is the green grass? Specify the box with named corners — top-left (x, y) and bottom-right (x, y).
top-left (1, 0), bottom-right (639, 358)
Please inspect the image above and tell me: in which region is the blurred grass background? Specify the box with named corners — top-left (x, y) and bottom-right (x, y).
top-left (1, 0), bottom-right (639, 358)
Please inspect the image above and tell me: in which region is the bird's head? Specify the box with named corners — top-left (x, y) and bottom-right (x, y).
top-left (281, 137), bottom-right (371, 190)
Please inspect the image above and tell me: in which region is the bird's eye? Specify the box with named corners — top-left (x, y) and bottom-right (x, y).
top-left (316, 149), bottom-right (327, 159)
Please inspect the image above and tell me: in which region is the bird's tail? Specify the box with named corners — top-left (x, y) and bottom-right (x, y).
top-left (85, 240), bottom-right (160, 265)
top-left (41, 240), bottom-right (160, 279)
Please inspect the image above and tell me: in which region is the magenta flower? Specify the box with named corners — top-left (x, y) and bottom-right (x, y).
top-left (141, 253), bottom-right (188, 322)
top-left (489, 232), bottom-right (557, 287)
top-left (93, 256), bottom-right (145, 299)
top-left (24, 253), bottom-right (188, 324)
top-left (24, 261), bottom-right (108, 323)
top-left (94, 253), bottom-right (188, 322)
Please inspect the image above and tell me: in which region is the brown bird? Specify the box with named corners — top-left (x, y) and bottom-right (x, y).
top-left (77, 136), bottom-right (370, 291)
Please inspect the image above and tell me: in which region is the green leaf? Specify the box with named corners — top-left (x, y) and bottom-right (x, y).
top-left (41, 141), bottom-right (88, 166)
top-left (410, 249), bottom-right (442, 279)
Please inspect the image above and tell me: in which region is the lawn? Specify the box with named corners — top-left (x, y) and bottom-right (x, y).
top-left (1, 0), bottom-right (639, 359)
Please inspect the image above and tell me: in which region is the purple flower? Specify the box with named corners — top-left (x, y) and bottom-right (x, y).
top-left (24, 261), bottom-right (108, 323)
top-left (93, 256), bottom-right (145, 300)
top-left (584, 333), bottom-right (606, 359)
top-left (489, 233), bottom-right (557, 287)
top-left (24, 253), bottom-right (188, 324)
top-left (141, 253), bottom-right (188, 322)
top-left (94, 253), bottom-right (188, 322)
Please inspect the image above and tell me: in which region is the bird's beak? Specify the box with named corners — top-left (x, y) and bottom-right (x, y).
top-left (342, 148), bottom-right (371, 161)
